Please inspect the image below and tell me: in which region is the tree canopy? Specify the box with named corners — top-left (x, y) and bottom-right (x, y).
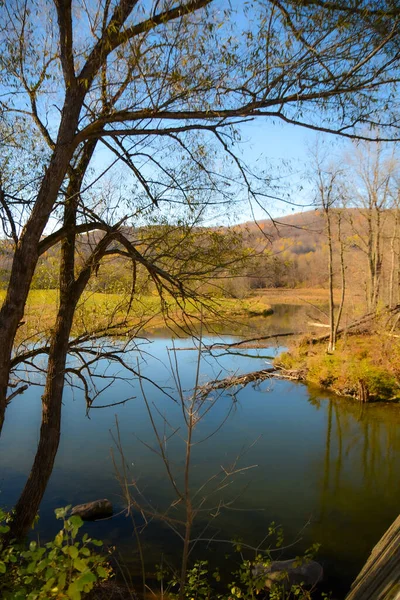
top-left (1, 0), bottom-right (400, 539)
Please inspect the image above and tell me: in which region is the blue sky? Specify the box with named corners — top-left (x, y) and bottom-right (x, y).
top-left (82, 117), bottom-right (330, 232)
top-left (237, 119), bottom-right (319, 220)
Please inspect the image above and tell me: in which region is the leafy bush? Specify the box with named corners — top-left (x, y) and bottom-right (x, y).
top-left (0, 506), bottom-right (110, 600)
top-left (275, 351), bottom-right (297, 370)
top-left (278, 335), bottom-right (400, 402)
top-left (348, 360), bottom-right (400, 401)
top-left (162, 556), bottom-right (321, 600)
top-left (157, 531), bottom-right (323, 600)
top-left (308, 353), bottom-right (341, 388)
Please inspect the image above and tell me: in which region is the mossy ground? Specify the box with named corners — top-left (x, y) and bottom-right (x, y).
top-left (276, 333), bottom-right (400, 402)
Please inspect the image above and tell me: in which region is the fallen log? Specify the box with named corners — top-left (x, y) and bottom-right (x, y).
top-left (198, 368), bottom-right (277, 397)
top-left (345, 514), bottom-right (400, 600)
top-left (70, 499), bottom-right (113, 521)
top-left (312, 304), bottom-right (400, 344)
top-left (197, 366), bottom-right (306, 398)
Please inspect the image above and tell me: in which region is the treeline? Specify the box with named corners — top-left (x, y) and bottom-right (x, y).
top-left (240, 207), bottom-right (400, 305)
top-left (0, 224), bottom-right (259, 297)
top-left (1, 204), bottom-right (399, 309)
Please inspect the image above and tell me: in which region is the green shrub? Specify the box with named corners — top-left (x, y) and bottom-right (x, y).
top-left (280, 335), bottom-right (400, 402)
top-left (158, 529), bottom-right (323, 600)
top-left (163, 556), bottom-right (320, 600)
top-left (308, 353), bottom-right (341, 388)
top-left (275, 352), bottom-right (297, 370)
top-left (348, 360), bottom-right (400, 401)
top-left (0, 506), bottom-right (110, 600)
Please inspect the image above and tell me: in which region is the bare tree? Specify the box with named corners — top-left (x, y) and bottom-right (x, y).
top-left (1, 0), bottom-right (400, 539)
top-left (345, 140), bottom-right (399, 311)
top-left (310, 144), bottom-right (346, 352)
top-left (112, 341), bottom-right (261, 600)
top-left (388, 187), bottom-right (400, 308)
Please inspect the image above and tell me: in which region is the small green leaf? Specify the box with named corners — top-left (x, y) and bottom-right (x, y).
top-left (68, 515), bottom-right (83, 529)
top-left (55, 506), bottom-right (70, 520)
top-left (68, 546), bottom-right (79, 559)
top-left (58, 571), bottom-right (67, 591)
top-left (73, 557), bottom-right (88, 572)
top-left (0, 560), bottom-right (6, 573)
top-left (96, 565), bottom-right (108, 578)
top-left (76, 571), bottom-right (96, 591)
top-left (67, 582), bottom-right (81, 600)
top-left (54, 531), bottom-right (64, 546)
top-left (45, 566), bottom-right (55, 579)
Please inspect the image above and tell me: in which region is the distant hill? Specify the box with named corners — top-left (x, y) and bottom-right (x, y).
top-left (234, 208), bottom-right (397, 296)
top-left (0, 208), bottom-right (397, 306)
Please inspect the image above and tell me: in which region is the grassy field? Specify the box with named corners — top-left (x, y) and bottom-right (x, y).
top-left (276, 333), bottom-right (400, 402)
top-left (0, 289), bottom-right (275, 341)
top-left (255, 287), bottom-right (339, 305)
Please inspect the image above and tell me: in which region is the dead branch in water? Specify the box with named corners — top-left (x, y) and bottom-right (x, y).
top-left (197, 366), bottom-right (306, 398)
top-left (205, 332), bottom-right (299, 350)
top-left (311, 303), bottom-right (400, 344)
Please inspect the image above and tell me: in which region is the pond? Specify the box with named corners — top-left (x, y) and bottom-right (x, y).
top-left (1, 309), bottom-right (400, 598)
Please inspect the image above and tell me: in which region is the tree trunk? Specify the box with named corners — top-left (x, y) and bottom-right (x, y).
top-left (7, 297), bottom-right (78, 540)
top-left (6, 143), bottom-right (97, 539)
top-left (0, 91), bottom-right (84, 435)
top-left (359, 379), bottom-right (370, 403)
top-left (333, 214), bottom-right (346, 348)
top-left (325, 207), bottom-right (335, 353)
top-left (389, 212), bottom-right (399, 309)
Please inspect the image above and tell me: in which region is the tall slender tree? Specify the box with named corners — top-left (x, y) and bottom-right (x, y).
top-left (1, 0), bottom-right (400, 537)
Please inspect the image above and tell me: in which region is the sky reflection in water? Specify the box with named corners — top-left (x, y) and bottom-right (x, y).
top-left (1, 333), bottom-right (400, 597)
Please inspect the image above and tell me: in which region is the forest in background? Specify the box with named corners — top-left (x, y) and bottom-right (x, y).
top-left (1, 1), bottom-right (400, 598)
top-left (2, 204), bottom-right (397, 311)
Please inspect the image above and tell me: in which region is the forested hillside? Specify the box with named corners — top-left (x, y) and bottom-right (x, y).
top-left (240, 208), bottom-right (399, 305)
top-left (1, 207), bottom-right (398, 312)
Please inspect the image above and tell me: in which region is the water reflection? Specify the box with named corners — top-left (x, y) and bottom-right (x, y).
top-left (308, 389), bottom-right (400, 595)
top-left (0, 339), bottom-right (399, 598)
top-left (150, 303), bottom-right (328, 338)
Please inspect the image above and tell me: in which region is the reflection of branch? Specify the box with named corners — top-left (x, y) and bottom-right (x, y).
top-left (111, 334), bottom-right (264, 599)
top-left (206, 332), bottom-right (298, 350)
top-left (6, 384), bottom-right (28, 405)
top-left (139, 373), bottom-right (183, 502)
top-left (189, 536), bottom-right (302, 554)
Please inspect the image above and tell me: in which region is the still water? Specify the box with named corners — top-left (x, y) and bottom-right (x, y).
top-left (1, 315), bottom-right (400, 597)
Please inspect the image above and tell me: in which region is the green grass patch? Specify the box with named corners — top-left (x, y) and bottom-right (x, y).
top-left (276, 334), bottom-right (400, 402)
top-left (3, 290), bottom-right (273, 341)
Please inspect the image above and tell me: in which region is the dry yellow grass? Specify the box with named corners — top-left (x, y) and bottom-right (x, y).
top-left (254, 287), bottom-right (338, 305)
top-left (277, 333), bottom-right (400, 401)
top-left (1, 290), bottom-right (274, 341)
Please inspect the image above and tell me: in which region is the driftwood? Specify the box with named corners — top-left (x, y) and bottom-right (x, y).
top-left (345, 514), bottom-right (400, 600)
top-left (312, 304), bottom-right (400, 344)
top-left (70, 499), bottom-right (113, 521)
top-left (197, 366), bottom-right (306, 398)
top-left (198, 368), bottom-right (277, 396)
